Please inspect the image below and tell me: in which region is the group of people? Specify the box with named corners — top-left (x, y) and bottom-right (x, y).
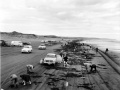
top-left (10, 47), bottom-right (108, 88)
top-left (96, 47), bottom-right (109, 53)
top-left (10, 53), bottom-right (69, 88)
top-left (10, 64), bottom-right (34, 88)
top-left (10, 50), bottom-right (70, 88)
top-left (60, 44), bottom-right (98, 73)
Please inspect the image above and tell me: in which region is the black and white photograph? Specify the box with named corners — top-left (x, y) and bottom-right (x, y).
top-left (0, 0), bottom-right (120, 90)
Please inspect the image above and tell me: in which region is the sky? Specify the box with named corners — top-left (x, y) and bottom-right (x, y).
top-left (0, 0), bottom-right (120, 40)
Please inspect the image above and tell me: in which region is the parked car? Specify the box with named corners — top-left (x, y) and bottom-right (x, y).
top-left (38, 44), bottom-right (46, 50)
top-left (22, 42), bottom-right (31, 46)
top-left (40, 53), bottom-right (62, 65)
top-left (11, 41), bottom-right (23, 46)
top-left (0, 40), bottom-right (10, 47)
top-left (41, 40), bottom-right (48, 43)
top-left (21, 45), bottom-right (32, 53)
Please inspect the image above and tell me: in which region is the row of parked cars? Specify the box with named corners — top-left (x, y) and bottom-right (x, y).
top-left (1, 40), bottom-right (63, 65)
top-left (1, 39), bottom-right (60, 47)
top-left (21, 44), bottom-right (47, 53)
top-left (11, 41), bottom-right (30, 47)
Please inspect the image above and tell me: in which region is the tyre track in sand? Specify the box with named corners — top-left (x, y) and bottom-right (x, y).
top-left (90, 46), bottom-right (120, 90)
top-left (1, 44), bottom-right (61, 90)
top-left (1, 51), bottom-right (47, 89)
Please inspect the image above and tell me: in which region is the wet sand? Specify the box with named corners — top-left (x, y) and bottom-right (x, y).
top-left (106, 51), bottom-right (120, 66)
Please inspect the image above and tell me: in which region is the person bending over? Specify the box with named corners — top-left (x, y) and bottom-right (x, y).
top-left (10, 74), bottom-right (18, 88)
top-left (90, 64), bottom-right (97, 72)
top-left (26, 64), bottom-right (34, 74)
top-left (20, 74), bottom-right (31, 85)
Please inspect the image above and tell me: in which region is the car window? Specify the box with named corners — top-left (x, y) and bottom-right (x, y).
top-left (24, 45), bottom-right (32, 48)
top-left (24, 46), bottom-right (28, 48)
top-left (23, 47), bottom-right (29, 49)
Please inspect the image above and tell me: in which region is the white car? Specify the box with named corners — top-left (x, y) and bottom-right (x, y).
top-left (38, 44), bottom-right (46, 50)
top-left (40, 53), bottom-right (62, 65)
top-left (21, 45), bottom-right (32, 53)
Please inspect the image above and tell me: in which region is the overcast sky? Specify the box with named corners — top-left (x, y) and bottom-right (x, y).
top-left (0, 0), bottom-right (120, 40)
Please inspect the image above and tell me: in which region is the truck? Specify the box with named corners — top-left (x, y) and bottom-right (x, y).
top-left (11, 41), bottom-right (23, 46)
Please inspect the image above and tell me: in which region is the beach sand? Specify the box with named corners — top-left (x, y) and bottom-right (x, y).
top-left (82, 39), bottom-right (120, 67)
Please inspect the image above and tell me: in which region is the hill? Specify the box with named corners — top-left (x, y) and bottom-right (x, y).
top-left (0, 31), bottom-right (61, 39)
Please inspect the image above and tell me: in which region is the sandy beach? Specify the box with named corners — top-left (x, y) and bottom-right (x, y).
top-left (1, 0), bottom-right (120, 89)
top-left (1, 36), bottom-right (120, 90)
top-left (82, 39), bottom-right (120, 65)
top-left (106, 51), bottom-right (120, 66)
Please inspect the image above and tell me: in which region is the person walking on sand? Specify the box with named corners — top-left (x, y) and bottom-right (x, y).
top-left (96, 48), bottom-right (98, 54)
top-left (105, 48), bottom-right (109, 53)
top-left (20, 74), bottom-right (31, 85)
top-left (10, 74), bottom-right (18, 88)
top-left (26, 64), bottom-right (34, 74)
top-left (63, 55), bottom-right (68, 67)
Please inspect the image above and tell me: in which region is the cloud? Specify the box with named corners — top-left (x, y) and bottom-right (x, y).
top-left (0, 0), bottom-right (120, 40)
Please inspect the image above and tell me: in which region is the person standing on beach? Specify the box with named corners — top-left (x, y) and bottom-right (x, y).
top-left (105, 48), bottom-right (109, 53)
top-left (63, 55), bottom-right (68, 67)
top-left (96, 48), bottom-right (98, 54)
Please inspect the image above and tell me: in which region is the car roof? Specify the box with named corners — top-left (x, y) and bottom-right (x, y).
top-left (47, 53), bottom-right (56, 55)
top-left (40, 44), bottom-right (45, 45)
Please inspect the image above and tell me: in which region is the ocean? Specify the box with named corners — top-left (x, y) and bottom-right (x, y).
top-left (81, 39), bottom-right (120, 53)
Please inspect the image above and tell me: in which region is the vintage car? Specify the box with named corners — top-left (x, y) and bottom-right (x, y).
top-left (38, 44), bottom-right (46, 50)
top-left (21, 45), bottom-right (32, 53)
top-left (40, 53), bottom-right (62, 65)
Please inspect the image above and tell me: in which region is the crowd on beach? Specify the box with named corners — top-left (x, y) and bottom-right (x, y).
top-left (1, 41), bottom-right (110, 90)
